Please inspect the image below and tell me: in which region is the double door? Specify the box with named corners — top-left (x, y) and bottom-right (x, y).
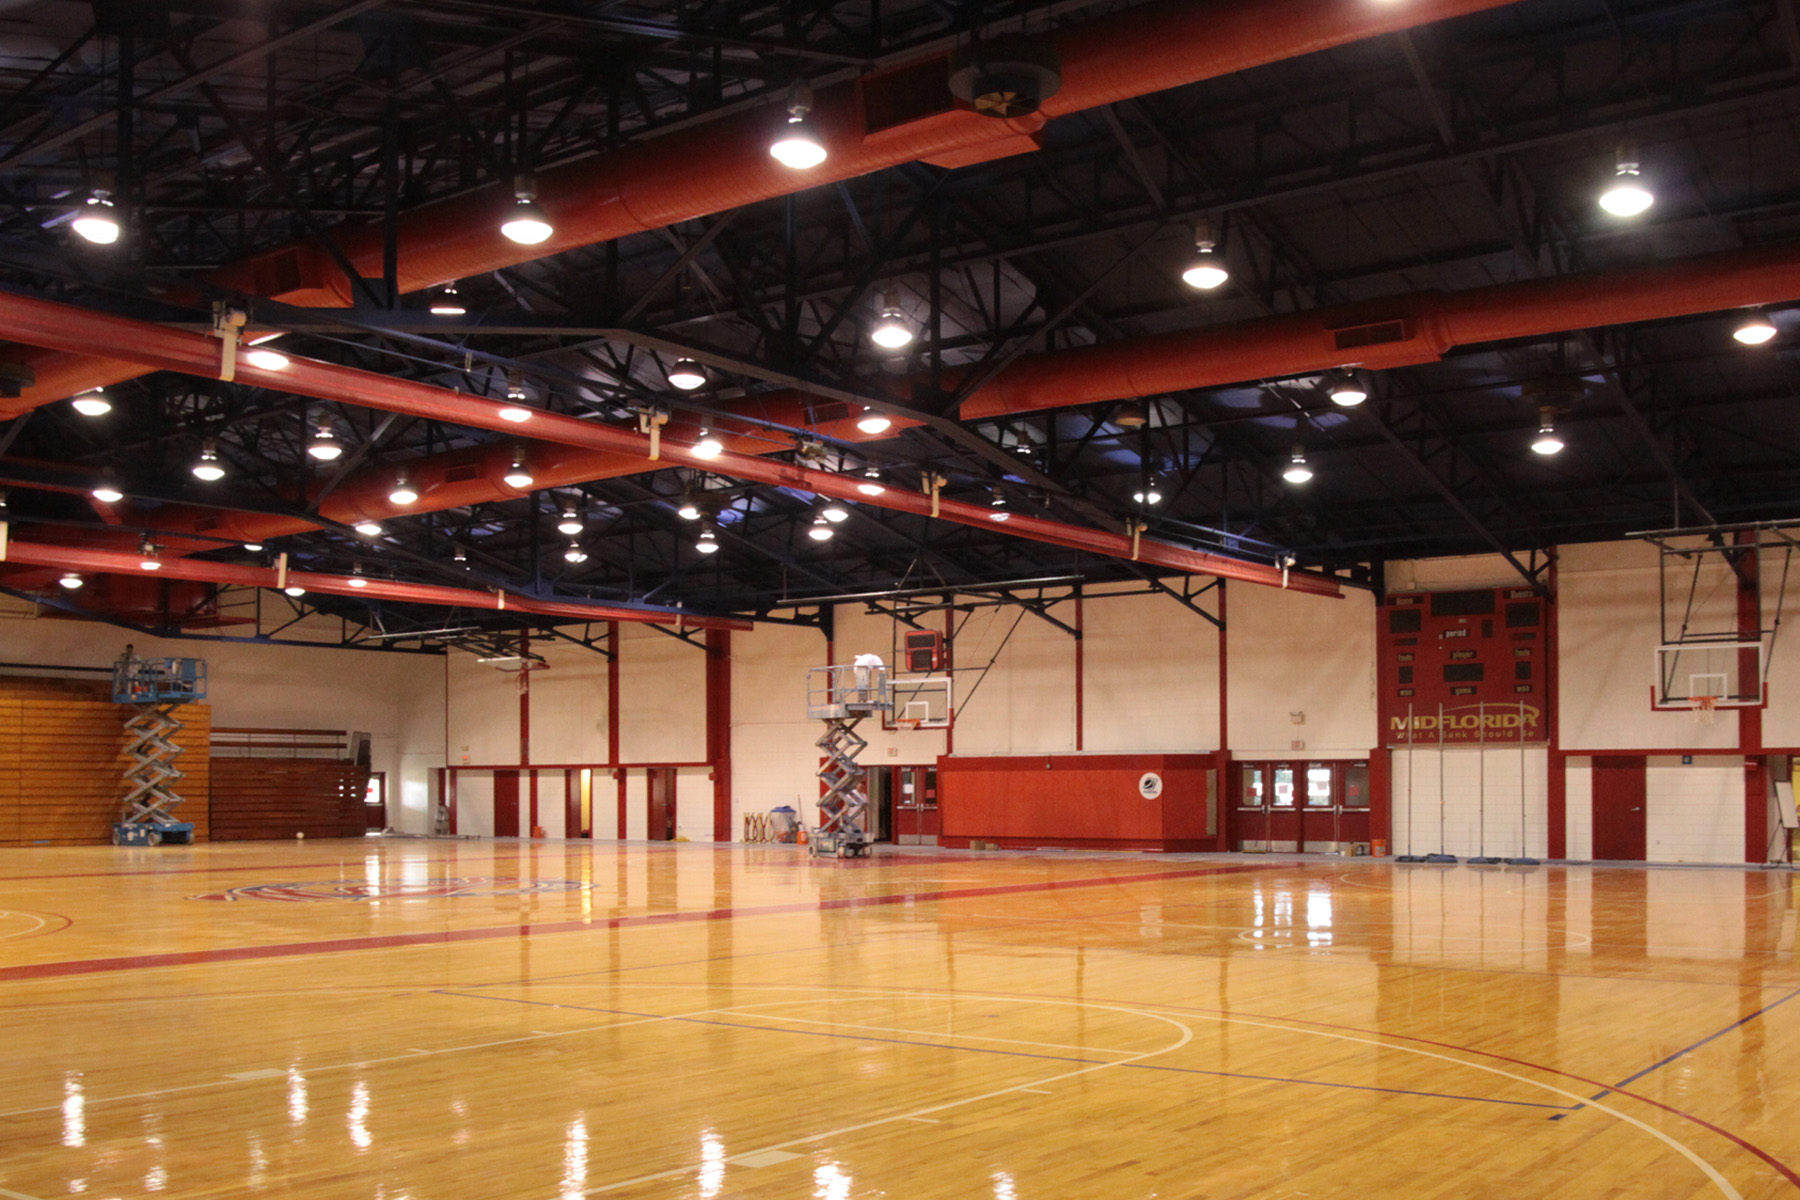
top-left (1234, 760), bottom-right (1370, 853)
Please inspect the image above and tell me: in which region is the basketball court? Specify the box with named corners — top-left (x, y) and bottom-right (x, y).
top-left (3, 840), bottom-right (1796, 1199)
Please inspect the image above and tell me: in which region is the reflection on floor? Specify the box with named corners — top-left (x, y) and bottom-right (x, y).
top-left (1, 840), bottom-right (1796, 1199)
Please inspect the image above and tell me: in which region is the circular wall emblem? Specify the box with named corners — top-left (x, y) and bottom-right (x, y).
top-left (188, 876), bottom-right (589, 902)
top-left (1137, 772), bottom-right (1164, 801)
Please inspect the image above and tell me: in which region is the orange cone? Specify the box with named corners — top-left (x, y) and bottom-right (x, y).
top-left (797, 827), bottom-right (808, 846)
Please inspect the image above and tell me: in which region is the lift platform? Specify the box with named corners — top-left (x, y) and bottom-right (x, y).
top-left (805, 664), bottom-right (891, 858)
top-left (111, 655), bottom-right (207, 847)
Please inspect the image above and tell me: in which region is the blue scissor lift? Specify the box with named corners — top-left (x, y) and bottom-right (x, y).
top-left (111, 655), bottom-right (207, 847)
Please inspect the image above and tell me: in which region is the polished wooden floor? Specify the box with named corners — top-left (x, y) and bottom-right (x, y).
top-left (0, 840), bottom-right (1796, 1199)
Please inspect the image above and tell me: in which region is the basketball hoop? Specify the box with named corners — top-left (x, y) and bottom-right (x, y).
top-left (1693, 695), bottom-right (1720, 725)
top-left (896, 718), bottom-right (921, 733)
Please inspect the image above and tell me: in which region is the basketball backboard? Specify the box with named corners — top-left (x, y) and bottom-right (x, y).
top-left (1652, 640), bottom-right (1764, 709)
top-left (884, 676), bottom-right (953, 730)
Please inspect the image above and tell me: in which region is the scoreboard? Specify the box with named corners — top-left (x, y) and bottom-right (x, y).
top-left (1378, 586), bottom-right (1550, 746)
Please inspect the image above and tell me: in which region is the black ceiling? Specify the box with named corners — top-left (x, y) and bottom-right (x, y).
top-left (2, 0), bottom-right (1798, 648)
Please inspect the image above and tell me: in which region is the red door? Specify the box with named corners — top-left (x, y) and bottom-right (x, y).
top-left (1592, 756), bottom-right (1647, 860)
top-left (1233, 763), bottom-right (1272, 851)
top-left (648, 768), bottom-right (676, 841)
top-left (1265, 761), bottom-right (1302, 851)
top-left (493, 770), bottom-right (521, 837)
top-left (364, 772), bottom-right (387, 831)
top-left (893, 766), bottom-right (942, 842)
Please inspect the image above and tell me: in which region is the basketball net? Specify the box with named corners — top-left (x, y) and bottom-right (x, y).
top-left (897, 718), bottom-right (921, 732)
top-left (1693, 695), bottom-right (1719, 725)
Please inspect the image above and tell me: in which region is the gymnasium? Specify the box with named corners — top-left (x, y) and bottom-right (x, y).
top-left (1, 0), bottom-right (1798, 1196)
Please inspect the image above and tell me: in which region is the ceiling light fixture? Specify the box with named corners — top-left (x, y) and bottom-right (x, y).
top-left (243, 542), bottom-right (264, 552)
top-left (1283, 448), bottom-right (1314, 484)
top-left (1114, 401), bottom-right (1148, 428)
top-left (72, 190), bottom-right (120, 244)
top-left (1598, 142), bottom-right (1654, 217)
top-left (870, 294), bottom-right (914, 350)
top-left (355, 520), bottom-right (383, 536)
top-left (191, 438), bottom-right (226, 482)
top-left (245, 348), bottom-right (290, 371)
top-left (1734, 313), bottom-right (1778, 345)
top-left (692, 430), bottom-right (724, 459)
top-left (501, 175), bottom-right (554, 244)
top-left (348, 564), bottom-right (369, 589)
top-left (696, 527), bottom-right (720, 554)
top-left (1181, 219), bottom-right (1229, 290)
top-left (769, 84), bottom-right (827, 169)
top-left (70, 387), bottom-right (111, 417)
top-left (677, 494), bottom-right (702, 521)
top-left (284, 584), bottom-right (306, 597)
top-left (388, 469), bottom-right (419, 506)
top-left (58, 571), bottom-right (82, 590)
top-left (453, 545), bottom-right (468, 566)
top-left (821, 500), bottom-right (849, 523)
top-left (856, 407), bottom-right (893, 434)
top-left (557, 507), bottom-right (584, 536)
top-left (989, 488), bottom-right (1011, 521)
top-left (429, 282), bottom-right (466, 316)
top-left (1327, 369), bottom-right (1368, 407)
top-left (564, 543), bottom-right (588, 564)
top-left (92, 481), bottom-right (124, 504)
top-left (137, 536), bottom-right (161, 571)
top-left (503, 450), bottom-right (535, 490)
top-left (307, 424), bottom-right (343, 461)
top-left (858, 467), bottom-right (885, 497)
top-left (1133, 475), bottom-right (1164, 505)
top-left (808, 514), bottom-right (835, 542)
top-left (1531, 407), bottom-right (1565, 456)
top-left (667, 359), bottom-right (706, 390)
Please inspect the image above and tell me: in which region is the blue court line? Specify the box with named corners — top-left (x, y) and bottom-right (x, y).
top-left (1551, 985), bottom-right (1800, 1121)
top-left (433, 989), bottom-right (1569, 1112)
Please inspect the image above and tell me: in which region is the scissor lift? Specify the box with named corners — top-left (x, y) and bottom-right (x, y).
top-left (804, 664), bottom-right (891, 858)
top-left (111, 655), bottom-right (207, 847)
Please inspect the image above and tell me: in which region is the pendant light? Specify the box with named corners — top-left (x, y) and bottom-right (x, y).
top-left (856, 407), bottom-right (892, 434)
top-left (58, 572), bottom-right (83, 590)
top-left (430, 282), bottom-right (467, 316)
top-left (71, 388), bottom-right (111, 417)
top-left (691, 429), bottom-right (723, 459)
top-left (808, 514), bottom-right (834, 541)
top-left (1598, 143), bottom-right (1654, 217)
top-left (989, 488), bottom-right (1011, 521)
top-left (307, 423), bottom-right (343, 461)
top-left (503, 450), bottom-right (535, 490)
top-left (557, 506), bottom-right (584, 536)
top-left (191, 438), bottom-right (226, 481)
top-left (563, 543), bottom-right (588, 564)
top-left (696, 525), bottom-right (720, 554)
top-left (1734, 312), bottom-right (1778, 345)
top-left (137, 536), bottom-right (161, 571)
top-left (501, 175), bottom-right (554, 244)
top-left (857, 467), bottom-right (885, 497)
top-left (284, 584), bottom-right (306, 597)
top-left (1326, 369), bottom-right (1368, 407)
top-left (820, 499), bottom-right (849, 523)
top-left (1181, 219), bottom-right (1229, 290)
top-left (1531, 407), bottom-right (1565, 456)
top-left (348, 564), bottom-right (369, 589)
top-left (769, 84), bottom-right (827, 169)
top-left (92, 480), bottom-right (124, 504)
top-left (667, 359), bottom-right (706, 390)
top-left (72, 190), bottom-right (121, 244)
top-left (355, 520), bottom-right (384, 536)
top-left (1283, 448), bottom-right (1313, 484)
top-left (870, 293), bottom-right (914, 349)
top-left (388, 469), bottom-right (419, 506)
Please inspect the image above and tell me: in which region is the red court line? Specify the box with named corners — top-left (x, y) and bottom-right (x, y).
top-left (0, 862), bottom-right (1276, 983)
top-left (0, 860), bottom-right (383, 883)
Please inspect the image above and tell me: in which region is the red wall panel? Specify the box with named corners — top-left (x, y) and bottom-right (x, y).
top-left (940, 754), bottom-right (1219, 851)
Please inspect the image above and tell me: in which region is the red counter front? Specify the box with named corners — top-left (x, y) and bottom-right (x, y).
top-left (938, 754), bottom-right (1221, 852)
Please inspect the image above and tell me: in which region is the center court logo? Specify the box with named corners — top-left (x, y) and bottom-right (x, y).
top-left (189, 877), bottom-right (589, 902)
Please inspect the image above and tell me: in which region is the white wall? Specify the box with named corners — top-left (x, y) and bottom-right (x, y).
top-left (1229, 584), bottom-right (1377, 758)
top-left (1646, 756), bottom-right (1745, 864)
top-left (1390, 746), bottom-right (1549, 859)
top-left (948, 599), bottom-right (1077, 755)
top-left (1558, 540), bottom-right (1741, 752)
top-left (529, 643), bottom-right (610, 763)
top-left (1565, 759), bottom-right (1593, 860)
top-left (731, 622), bottom-right (829, 832)
top-left (445, 651), bottom-right (520, 766)
top-left (618, 624), bottom-right (706, 763)
top-left (1084, 585), bottom-right (1221, 752)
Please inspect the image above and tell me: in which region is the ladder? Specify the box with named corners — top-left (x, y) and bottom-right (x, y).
top-left (111, 655), bottom-right (207, 847)
top-left (805, 664), bottom-right (891, 858)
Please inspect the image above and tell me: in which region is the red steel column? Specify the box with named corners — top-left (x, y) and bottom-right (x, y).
top-left (707, 629), bottom-right (733, 842)
top-left (1546, 558), bottom-right (1566, 860)
top-left (1074, 590), bottom-right (1085, 752)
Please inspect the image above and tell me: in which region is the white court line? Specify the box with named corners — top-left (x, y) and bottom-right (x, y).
top-left (1141, 1006), bottom-right (1743, 1200)
top-left (727, 1007), bottom-right (1140, 1057)
top-left (569, 998), bottom-right (1197, 1198)
top-left (0, 912), bottom-right (48, 942)
top-left (1017, 1088), bottom-right (1053, 1094)
top-left (902, 1116), bottom-right (941, 1124)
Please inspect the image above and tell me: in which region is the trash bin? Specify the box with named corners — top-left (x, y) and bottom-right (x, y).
top-left (770, 806), bottom-right (799, 844)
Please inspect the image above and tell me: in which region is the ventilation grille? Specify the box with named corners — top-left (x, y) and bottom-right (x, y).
top-left (1330, 319), bottom-right (1409, 351)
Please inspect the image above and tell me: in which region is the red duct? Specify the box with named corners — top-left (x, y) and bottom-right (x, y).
top-left (0, 287), bottom-right (1339, 596)
top-left (10, 0), bottom-right (1529, 402)
top-left (4, 538), bottom-right (751, 630)
top-left (208, 0), bottom-right (1526, 307)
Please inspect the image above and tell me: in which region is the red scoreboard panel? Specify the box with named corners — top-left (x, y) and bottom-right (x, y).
top-left (1379, 587), bottom-right (1549, 746)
